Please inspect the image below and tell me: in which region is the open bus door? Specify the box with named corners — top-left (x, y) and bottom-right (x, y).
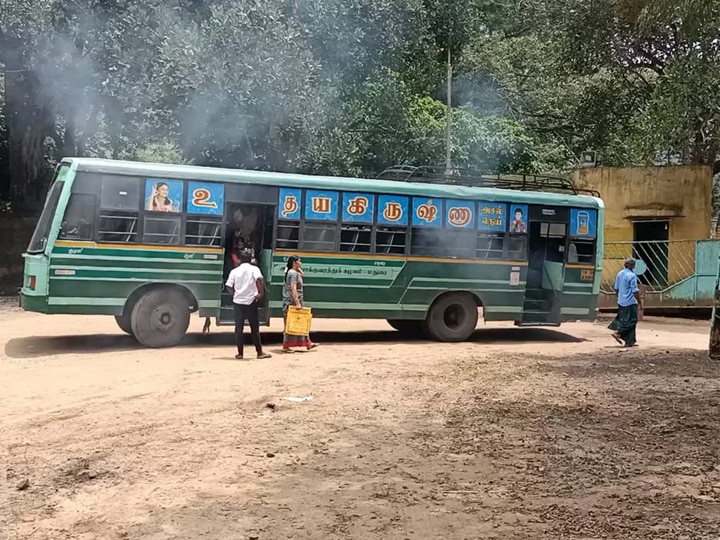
top-left (219, 202), bottom-right (276, 326)
top-left (520, 209), bottom-right (569, 326)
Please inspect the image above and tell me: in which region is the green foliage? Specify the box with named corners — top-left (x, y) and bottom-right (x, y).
top-left (539, 0), bottom-right (720, 165)
top-left (1, 0), bottom-right (719, 211)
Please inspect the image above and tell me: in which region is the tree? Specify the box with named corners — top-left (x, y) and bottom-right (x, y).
top-left (0, 0), bottom-right (57, 212)
top-left (545, 0), bottom-right (720, 164)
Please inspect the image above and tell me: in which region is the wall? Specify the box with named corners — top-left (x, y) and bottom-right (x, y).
top-left (574, 165), bottom-right (713, 286)
top-left (0, 216), bottom-right (36, 295)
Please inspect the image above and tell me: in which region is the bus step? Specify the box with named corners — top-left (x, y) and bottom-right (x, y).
top-left (524, 288), bottom-right (546, 300)
top-left (520, 310), bottom-right (552, 323)
top-left (522, 300), bottom-right (549, 312)
top-left (516, 320), bottom-right (562, 327)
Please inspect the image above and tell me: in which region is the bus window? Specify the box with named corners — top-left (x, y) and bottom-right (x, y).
top-left (27, 179), bottom-right (66, 253)
top-left (186, 216), bottom-right (222, 247)
top-left (476, 232), bottom-right (505, 259)
top-left (340, 225), bottom-right (371, 253)
top-left (375, 226), bottom-right (407, 255)
top-left (410, 228), bottom-right (444, 257)
top-left (568, 242), bottom-right (579, 263)
top-left (98, 211), bottom-right (138, 243)
top-left (445, 229), bottom-right (476, 258)
top-left (571, 240), bottom-right (595, 264)
top-left (100, 175), bottom-right (141, 210)
top-left (59, 194), bottom-right (96, 241)
top-left (506, 234), bottom-right (527, 260)
top-left (96, 174), bottom-right (141, 243)
top-left (277, 220), bottom-right (300, 250)
top-left (301, 223), bottom-right (336, 252)
top-left (548, 223), bottom-right (566, 237)
top-left (144, 214), bottom-right (181, 245)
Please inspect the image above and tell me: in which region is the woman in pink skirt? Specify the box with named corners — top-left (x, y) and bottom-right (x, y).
top-left (282, 255), bottom-right (318, 353)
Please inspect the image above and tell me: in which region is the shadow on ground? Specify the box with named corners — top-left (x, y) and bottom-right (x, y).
top-left (4, 326), bottom-right (585, 359)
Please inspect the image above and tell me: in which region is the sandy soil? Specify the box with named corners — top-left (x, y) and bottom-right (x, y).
top-left (2, 302), bottom-right (720, 540)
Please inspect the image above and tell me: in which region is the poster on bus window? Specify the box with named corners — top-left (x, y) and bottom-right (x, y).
top-left (444, 199), bottom-right (475, 229)
top-left (145, 179), bottom-right (183, 213)
top-left (304, 190), bottom-right (339, 221)
top-left (508, 204), bottom-right (528, 233)
top-left (186, 182), bottom-right (224, 215)
top-left (377, 195), bottom-right (409, 226)
top-left (570, 208), bottom-right (597, 238)
top-left (341, 192), bottom-right (375, 223)
top-left (412, 198), bottom-right (441, 227)
top-left (477, 201), bottom-right (507, 231)
top-left (278, 188), bottom-right (302, 220)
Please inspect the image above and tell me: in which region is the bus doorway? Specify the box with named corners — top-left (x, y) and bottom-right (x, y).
top-left (521, 221), bottom-right (568, 325)
top-left (219, 203), bottom-right (276, 326)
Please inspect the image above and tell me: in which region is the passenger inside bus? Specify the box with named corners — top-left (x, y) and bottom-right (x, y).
top-left (225, 206), bottom-right (262, 275)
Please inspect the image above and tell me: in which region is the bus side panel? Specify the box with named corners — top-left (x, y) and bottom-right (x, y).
top-left (267, 253), bottom-right (528, 321)
top-left (267, 252), bottom-right (410, 319)
top-left (398, 260), bottom-right (528, 322)
top-left (560, 265), bottom-right (598, 321)
top-left (46, 244), bottom-right (223, 316)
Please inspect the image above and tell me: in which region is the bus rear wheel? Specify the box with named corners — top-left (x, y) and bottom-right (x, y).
top-left (426, 293), bottom-right (478, 342)
top-left (131, 288), bottom-right (191, 348)
top-left (115, 313), bottom-right (133, 335)
top-left (387, 319), bottom-right (426, 337)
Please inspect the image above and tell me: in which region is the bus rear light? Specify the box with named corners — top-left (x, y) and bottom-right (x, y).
top-left (28, 275), bottom-right (36, 290)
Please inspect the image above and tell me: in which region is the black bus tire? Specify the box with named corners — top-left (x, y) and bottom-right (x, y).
top-left (131, 288), bottom-right (191, 348)
top-left (425, 293), bottom-right (478, 342)
top-left (387, 319), bottom-right (426, 337)
top-left (115, 313), bottom-right (133, 335)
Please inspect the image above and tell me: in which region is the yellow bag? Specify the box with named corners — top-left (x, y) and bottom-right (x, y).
top-left (285, 306), bottom-right (312, 336)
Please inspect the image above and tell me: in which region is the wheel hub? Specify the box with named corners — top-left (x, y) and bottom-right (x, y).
top-left (152, 306), bottom-right (176, 332)
top-left (443, 304), bottom-right (466, 330)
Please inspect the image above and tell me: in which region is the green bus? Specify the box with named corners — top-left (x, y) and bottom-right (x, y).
top-left (20, 158), bottom-right (604, 347)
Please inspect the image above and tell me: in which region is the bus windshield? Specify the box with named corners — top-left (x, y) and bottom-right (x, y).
top-left (26, 165), bottom-right (70, 254)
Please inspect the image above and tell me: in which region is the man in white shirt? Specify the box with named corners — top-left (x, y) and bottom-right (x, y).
top-left (225, 249), bottom-right (271, 360)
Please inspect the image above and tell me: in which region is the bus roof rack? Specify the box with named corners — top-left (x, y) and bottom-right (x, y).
top-left (375, 165), bottom-right (601, 198)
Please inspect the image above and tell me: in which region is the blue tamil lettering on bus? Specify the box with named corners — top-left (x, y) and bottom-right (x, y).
top-left (508, 204), bottom-right (528, 233)
top-left (477, 201), bottom-right (507, 231)
top-left (278, 187), bottom-right (302, 220)
top-left (570, 208), bottom-right (597, 238)
top-left (342, 192), bottom-right (375, 223)
top-left (186, 182), bottom-right (224, 215)
top-left (304, 190), bottom-right (338, 221)
top-left (412, 197), bottom-right (441, 227)
top-left (377, 195), bottom-right (409, 226)
top-left (445, 199), bottom-right (475, 229)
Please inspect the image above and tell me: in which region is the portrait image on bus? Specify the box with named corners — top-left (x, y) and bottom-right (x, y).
top-left (145, 179), bottom-right (182, 213)
top-left (510, 206), bottom-right (527, 233)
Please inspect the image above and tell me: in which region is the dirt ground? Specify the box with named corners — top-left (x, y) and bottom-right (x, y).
top-left (2, 300), bottom-right (720, 540)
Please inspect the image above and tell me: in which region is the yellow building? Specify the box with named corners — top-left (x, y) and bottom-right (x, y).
top-left (572, 165), bottom-right (713, 303)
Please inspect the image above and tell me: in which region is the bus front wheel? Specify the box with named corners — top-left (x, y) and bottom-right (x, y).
top-left (115, 313), bottom-right (133, 335)
top-left (426, 293), bottom-right (478, 342)
top-left (131, 288), bottom-right (191, 348)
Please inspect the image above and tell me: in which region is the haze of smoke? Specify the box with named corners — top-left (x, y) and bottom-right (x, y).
top-left (3, 0), bottom-right (521, 191)
top-left (11, 0), bottom-right (433, 172)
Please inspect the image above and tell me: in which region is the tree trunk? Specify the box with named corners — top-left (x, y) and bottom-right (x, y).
top-left (1, 35), bottom-right (52, 213)
top-left (7, 124), bottom-right (47, 212)
top-left (691, 117), bottom-right (719, 165)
